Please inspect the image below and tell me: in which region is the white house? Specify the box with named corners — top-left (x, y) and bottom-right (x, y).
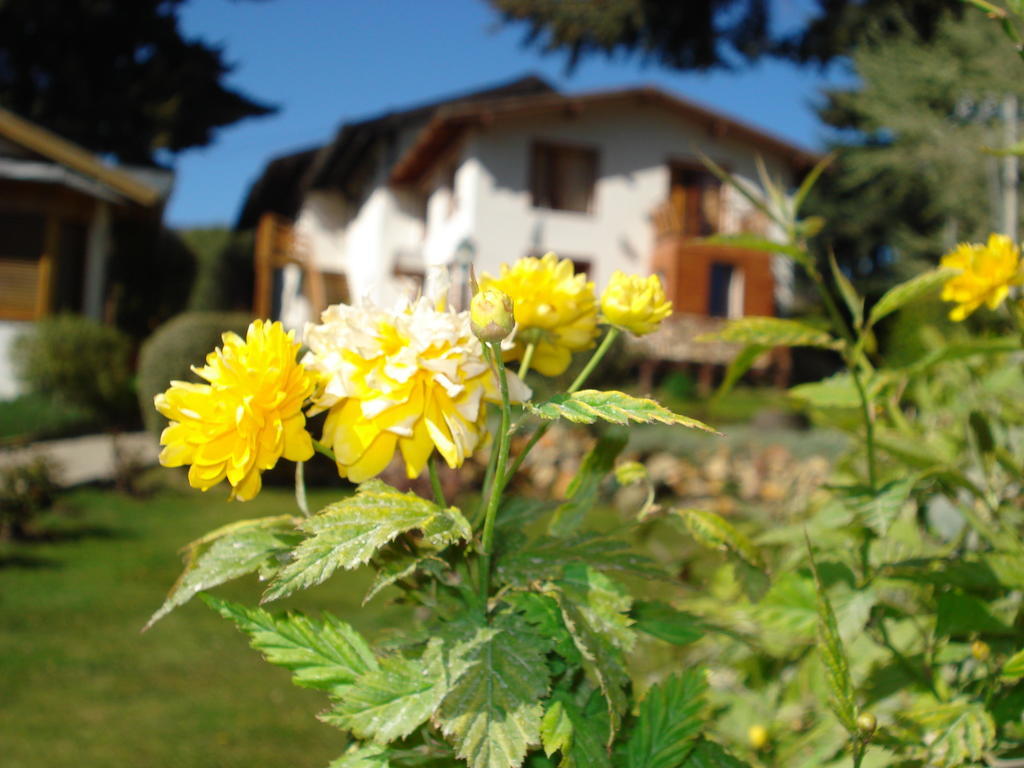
top-left (237, 75), bottom-right (816, 339)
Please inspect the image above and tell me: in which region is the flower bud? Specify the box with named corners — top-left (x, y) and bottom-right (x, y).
top-left (971, 640), bottom-right (991, 662)
top-left (856, 712), bottom-right (877, 737)
top-left (470, 288), bottom-right (515, 342)
top-left (747, 724), bottom-right (769, 750)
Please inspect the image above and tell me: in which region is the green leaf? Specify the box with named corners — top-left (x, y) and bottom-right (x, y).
top-left (792, 152), bottom-right (835, 214)
top-left (677, 508), bottom-right (764, 570)
top-left (900, 337), bottom-right (1021, 373)
top-left (788, 373), bottom-right (862, 409)
top-left (906, 699), bottom-right (996, 768)
top-left (322, 638), bottom-right (449, 744)
top-left (328, 743), bottom-right (391, 768)
top-left (807, 546), bottom-right (857, 733)
top-left (543, 689), bottom-right (612, 768)
top-left (835, 477), bottom-right (917, 537)
top-left (505, 592), bottom-right (581, 664)
top-left (496, 531), bottom-right (670, 588)
top-left (541, 700), bottom-right (573, 759)
top-left (556, 564), bottom-right (635, 652)
top-left (145, 515), bottom-right (301, 629)
top-left (703, 317), bottom-right (839, 350)
top-left (527, 390), bottom-right (717, 433)
top-left (549, 431), bottom-right (627, 536)
top-left (1001, 648), bottom-right (1024, 681)
top-left (495, 497), bottom-right (558, 533)
top-left (867, 268), bottom-right (956, 327)
top-left (936, 591), bottom-right (1013, 637)
top-left (713, 344), bottom-right (769, 401)
top-left (202, 594), bottom-right (377, 693)
top-left (631, 600), bottom-right (704, 647)
top-left (614, 461), bottom-right (648, 487)
top-left (363, 552), bottom-right (446, 605)
top-left (680, 739), bottom-right (751, 767)
top-left (623, 668), bottom-right (707, 768)
top-left (264, 480), bottom-right (471, 603)
top-left (828, 251), bottom-right (863, 330)
top-left (545, 568), bottom-right (633, 744)
top-left (700, 233), bottom-right (810, 267)
top-left (436, 615), bottom-right (552, 768)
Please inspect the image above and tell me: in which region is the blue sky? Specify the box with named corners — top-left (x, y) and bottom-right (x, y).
top-left (168, 0), bottom-right (853, 228)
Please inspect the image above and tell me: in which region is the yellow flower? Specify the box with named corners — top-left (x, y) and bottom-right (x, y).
top-left (155, 320), bottom-right (316, 501)
top-left (479, 252), bottom-right (599, 376)
top-left (600, 271), bottom-right (672, 335)
top-left (302, 298), bottom-right (530, 483)
top-left (940, 234), bottom-right (1023, 321)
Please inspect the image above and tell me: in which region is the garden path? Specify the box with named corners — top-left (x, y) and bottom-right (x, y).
top-left (0, 432), bottom-right (158, 487)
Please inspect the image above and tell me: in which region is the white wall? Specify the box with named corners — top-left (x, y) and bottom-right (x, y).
top-left (464, 102), bottom-right (795, 304)
top-left (0, 321), bottom-right (28, 400)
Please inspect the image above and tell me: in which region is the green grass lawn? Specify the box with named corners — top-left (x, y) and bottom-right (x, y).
top-left (0, 393), bottom-right (102, 443)
top-left (0, 475), bottom-right (404, 768)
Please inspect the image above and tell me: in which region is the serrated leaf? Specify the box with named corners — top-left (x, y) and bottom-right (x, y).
top-left (701, 233), bottom-right (811, 266)
top-left (527, 390), bottom-right (717, 433)
top-left (323, 638), bottom-right (449, 744)
top-left (541, 700), bottom-right (573, 758)
top-left (807, 546), bottom-right (856, 733)
top-left (623, 668), bottom-right (707, 768)
top-left (677, 508), bottom-right (764, 570)
top-left (203, 594), bottom-right (377, 692)
top-left (436, 615), bottom-right (551, 768)
top-left (496, 531), bottom-right (669, 588)
top-left (328, 743), bottom-right (391, 768)
top-left (936, 591), bottom-right (1013, 637)
top-left (549, 431), bottom-right (627, 536)
top-left (556, 564), bottom-right (635, 652)
top-left (544, 689), bottom-right (612, 768)
top-left (146, 515), bottom-right (301, 629)
top-left (363, 552), bottom-right (446, 605)
top-left (702, 317), bottom-right (839, 350)
top-left (867, 268), bottom-right (955, 327)
top-left (829, 251), bottom-right (863, 330)
top-left (757, 571), bottom-right (875, 648)
top-left (1001, 648), bottom-right (1024, 680)
top-left (906, 699), bottom-right (996, 767)
top-left (505, 592), bottom-right (581, 664)
top-left (835, 477), bottom-right (917, 537)
top-left (631, 600), bottom-right (704, 647)
top-left (264, 480), bottom-right (471, 602)
top-left (495, 497), bottom-right (558, 533)
top-left (680, 739), bottom-right (751, 767)
top-left (714, 344), bottom-right (769, 401)
top-left (545, 573), bottom-right (632, 745)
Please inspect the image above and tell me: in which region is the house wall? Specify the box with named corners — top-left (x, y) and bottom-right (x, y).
top-left (463, 102), bottom-right (795, 306)
top-left (0, 320), bottom-right (26, 399)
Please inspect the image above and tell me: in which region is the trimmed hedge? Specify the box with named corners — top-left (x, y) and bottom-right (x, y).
top-left (137, 311), bottom-right (252, 437)
top-left (11, 314), bottom-right (135, 421)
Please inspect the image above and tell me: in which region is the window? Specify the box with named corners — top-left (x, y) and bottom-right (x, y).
top-left (708, 262), bottom-right (744, 318)
top-left (530, 142), bottom-right (598, 213)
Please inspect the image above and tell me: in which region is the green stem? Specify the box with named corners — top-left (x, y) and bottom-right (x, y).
top-left (478, 341), bottom-right (513, 603)
top-left (502, 327), bottom-right (621, 486)
top-left (294, 461), bottom-right (310, 517)
top-left (851, 368), bottom-right (877, 491)
top-left (518, 342), bottom-right (536, 380)
top-left (428, 456), bottom-right (446, 508)
top-left (312, 439), bottom-right (336, 462)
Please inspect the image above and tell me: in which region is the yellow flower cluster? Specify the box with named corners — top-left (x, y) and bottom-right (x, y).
top-left (302, 298), bottom-right (530, 482)
top-left (480, 252), bottom-right (599, 376)
top-left (155, 321), bottom-right (315, 501)
top-left (601, 271), bottom-right (672, 335)
top-left (941, 234), bottom-right (1023, 321)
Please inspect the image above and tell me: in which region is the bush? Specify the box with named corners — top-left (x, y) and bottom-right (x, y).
top-left (0, 457), bottom-right (59, 540)
top-left (136, 311), bottom-right (252, 437)
top-left (11, 314), bottom-right (135, 421)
